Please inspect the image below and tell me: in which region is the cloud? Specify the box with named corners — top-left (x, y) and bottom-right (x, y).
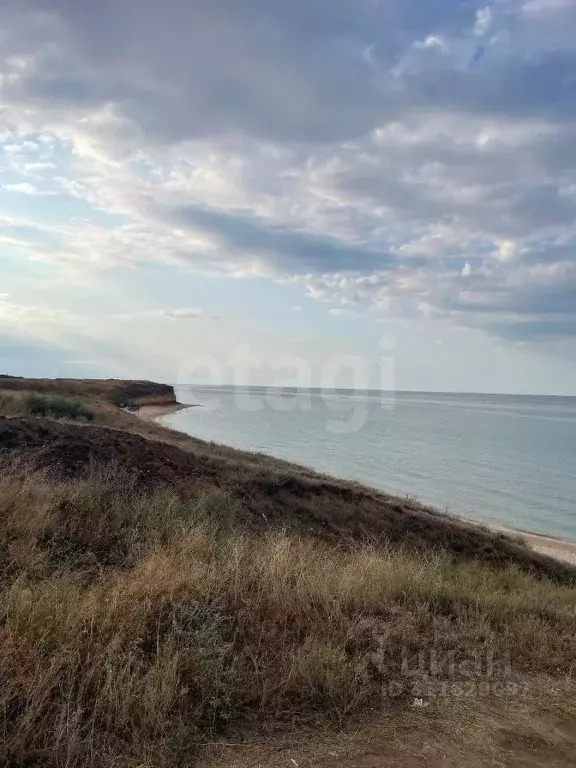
top-left (167, 204), bottom-right (398, 275)
top-left (0, 0), bottom-right (574, 345)
top-left (495, 240), bottom-right (523, 262)
top-left (119, 307), bottom-right (212, 321)
top-left (328, 308), bottom-right (358, 317)
top-left (0, 298), bottom-right (179, 377)
top-left (23, 161), bottom-right (56, 174)
top-left (159, 308), bottom-right (209, 320)
top-left (0, 297), bottom-right (72, 326)
top-left (474, 7), bottom-right (493, 37)
top-left (3, 182), bottom-right (40, 195)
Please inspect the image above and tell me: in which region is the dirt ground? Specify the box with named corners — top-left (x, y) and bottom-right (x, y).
top-left (201, 683), bottom-right (576, 767)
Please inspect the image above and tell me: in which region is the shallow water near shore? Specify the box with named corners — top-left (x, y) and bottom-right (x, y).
top-left (164, 388), bottom-right (576, 541)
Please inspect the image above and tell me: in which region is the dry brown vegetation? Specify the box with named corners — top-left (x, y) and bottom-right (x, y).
top-left (1, 464), bottom-right (575, 767)
top-left (0, 378), bottom-right (575, 767)
top-left (0, 377), bottom-right (176, 407)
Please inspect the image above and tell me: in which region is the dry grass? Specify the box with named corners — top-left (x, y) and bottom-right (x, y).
top-left (0, 377), bottom-right (176, 407)
top-left (1, 463), bottom-right (575, 767)
top-left (0, 389), bottom-right (188, 445)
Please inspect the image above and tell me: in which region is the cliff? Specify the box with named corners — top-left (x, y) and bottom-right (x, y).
top-left (0, 376), bottom-right (177, 407)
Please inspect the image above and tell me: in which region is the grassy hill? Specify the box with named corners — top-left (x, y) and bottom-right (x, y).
top-left (0, 376), bottom-right (177, 407)
top-left (0, 378), bottom-right (575, 767)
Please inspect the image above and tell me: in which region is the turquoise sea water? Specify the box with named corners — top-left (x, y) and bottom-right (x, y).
top-left (164, 387), bottom-right (576, 540)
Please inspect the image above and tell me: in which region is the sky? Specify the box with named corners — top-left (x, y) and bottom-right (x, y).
top-left (1, 0), bottom-right (576, 394)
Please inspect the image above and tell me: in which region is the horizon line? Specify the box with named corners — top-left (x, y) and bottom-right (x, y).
top-left (173, 384), bottom-right (576, 399)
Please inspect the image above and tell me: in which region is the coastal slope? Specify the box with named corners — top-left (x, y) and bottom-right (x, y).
top-left (0, 414), bottom-right (574, 583)
top-left (0, 377), bottom-right (574, 768)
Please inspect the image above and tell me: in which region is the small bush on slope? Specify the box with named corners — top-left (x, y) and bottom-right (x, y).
top-left (0, 464), bottom-right (575, 767)
top-left (24, 393), bottom-right (94, 422)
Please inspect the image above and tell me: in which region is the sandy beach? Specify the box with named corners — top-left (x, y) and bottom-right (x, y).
top-left (457, 515), bottom-right (576, 566)
top-left (498, 526), bottom-right (576, 566)
top-left (136, 402), bottom-right (192, 419)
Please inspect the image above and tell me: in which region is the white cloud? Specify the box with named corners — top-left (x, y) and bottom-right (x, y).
top-left (23, 161), bottom-right (56, 173)
top-left (3, 182), bottom-right (39, 195)
top-left (415, 36), bottom-right (449, 52)
top-left (328, 308), bottom-right (357, 317)
top-left (474, 7), bottom-right (493, 37)
top-left (0, 298), bottom-right (75, 334)
top-left (159, 308), bottom-right (209, 320)
top-left (495, 240), bottom-right (522, 262)
top-left (0, 0), bottom-right (573, 346)
top-left (119, 307), bottom-right (211, 321)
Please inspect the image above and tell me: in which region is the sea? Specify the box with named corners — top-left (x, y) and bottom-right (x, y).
top-left (163, 387), bottom-right (576, 541)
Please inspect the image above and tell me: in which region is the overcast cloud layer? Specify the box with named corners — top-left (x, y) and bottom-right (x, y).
top-left (1, 0), bottom-right (576, 353)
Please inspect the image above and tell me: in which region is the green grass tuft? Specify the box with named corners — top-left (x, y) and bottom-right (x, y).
top-left (23, 393), bottom-right (94, 422)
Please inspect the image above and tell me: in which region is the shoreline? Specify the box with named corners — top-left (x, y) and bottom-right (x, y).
top-left (136, 402), bottom-right (195, 419)
top-left (491, 524), bottom-right (576, 566)
top-left (135, 404), bottom-right (576, 567)
top-left (458, 515), bottom-right (576, 565)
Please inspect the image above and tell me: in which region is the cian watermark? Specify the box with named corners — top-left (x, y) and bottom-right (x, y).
top-left (366, 641), bottom-right (528, 701)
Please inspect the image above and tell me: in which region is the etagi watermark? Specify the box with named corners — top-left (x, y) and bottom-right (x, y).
top-left (175, 339), bottom-right (396, 435)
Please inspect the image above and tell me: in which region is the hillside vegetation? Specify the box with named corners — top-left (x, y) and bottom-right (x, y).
top-left (0, 376), bottom-right (176, 407)
top-left (0, 378), bottom-right (575, 767)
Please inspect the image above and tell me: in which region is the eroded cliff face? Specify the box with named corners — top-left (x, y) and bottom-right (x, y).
top-left (126, 391), bottom-right (178, 407)
top-left (104, 381), bottom-right (178, 407)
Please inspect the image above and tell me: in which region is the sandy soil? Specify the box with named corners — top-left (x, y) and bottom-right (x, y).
top-left (458, 516), bottom-right (576, 566)
top-left (504, 527), bottom-right (576, 566)
top-left (136, 402), bottom-right (192, 419)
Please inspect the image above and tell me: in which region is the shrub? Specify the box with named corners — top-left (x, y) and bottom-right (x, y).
top-left (24, 394), bottom-right (94, 422)
top-left (0, 392), bottom-right (21, 416)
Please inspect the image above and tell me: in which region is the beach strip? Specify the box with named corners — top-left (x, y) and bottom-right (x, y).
top-left (136, 402), bottom-right (192, 419)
